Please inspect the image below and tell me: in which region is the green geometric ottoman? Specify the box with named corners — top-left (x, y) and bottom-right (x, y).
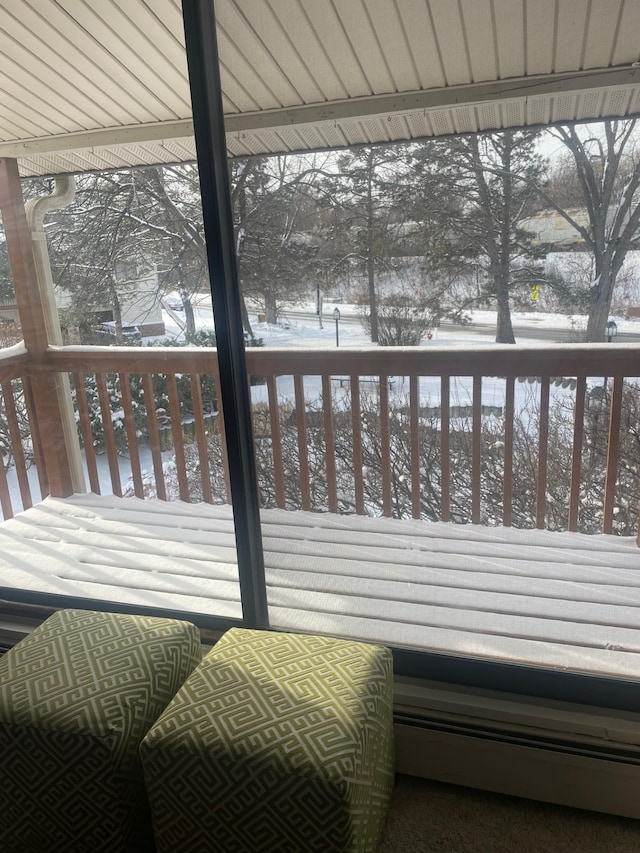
top-left (0, 608), bottom-right (201, 853)
top-left (140, 628), bottom-right (395, 853)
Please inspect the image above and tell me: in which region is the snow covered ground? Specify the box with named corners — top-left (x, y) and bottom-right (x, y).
top-left (151, 295), bottom-right (594, 427)
top-left (153, 293), bottom-right (640, 350)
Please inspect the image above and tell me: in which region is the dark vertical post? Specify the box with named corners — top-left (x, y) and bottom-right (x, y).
top-left (182, 0), bottom-right (268, 628)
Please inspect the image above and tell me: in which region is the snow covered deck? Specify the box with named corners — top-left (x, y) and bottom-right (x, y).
top-left (1, 493), bottom-right (639, 681)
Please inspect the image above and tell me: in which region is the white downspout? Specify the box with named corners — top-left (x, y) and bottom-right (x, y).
top-left (25, 177), bottom-right (86, 493)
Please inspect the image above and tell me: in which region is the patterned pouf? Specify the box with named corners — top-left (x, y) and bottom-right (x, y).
top-left (140, 627), bottom-right (395, 853)
top-left (0, 608), bottom-right (201, 853)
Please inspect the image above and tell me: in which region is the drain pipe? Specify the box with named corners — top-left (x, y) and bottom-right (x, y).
top-left (25, 176), bottom-right (85, 493)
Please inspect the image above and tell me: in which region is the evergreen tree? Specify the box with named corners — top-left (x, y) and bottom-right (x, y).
top-left (323, 147), bottom-right (402, 342)
top-left (445, 130), bottom-right (548, 343)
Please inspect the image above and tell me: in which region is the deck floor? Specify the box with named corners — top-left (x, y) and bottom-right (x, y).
top-left (1, 493), bottom-right (639, 680)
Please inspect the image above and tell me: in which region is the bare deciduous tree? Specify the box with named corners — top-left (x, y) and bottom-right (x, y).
top-left (545, 120), bottom-right (640, 341)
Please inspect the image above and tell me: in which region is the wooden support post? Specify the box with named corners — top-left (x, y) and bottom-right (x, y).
top-left (0, 158), bottom-right (78, 497)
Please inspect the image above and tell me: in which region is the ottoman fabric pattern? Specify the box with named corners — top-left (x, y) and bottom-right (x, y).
top-left (0, 608), bottom-right (201, 853)
top-left (141, 628), bottom-right (394, 852)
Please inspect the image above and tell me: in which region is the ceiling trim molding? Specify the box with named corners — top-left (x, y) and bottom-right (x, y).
top-left (1, 66), bottom-right (638, 169)
top-left (224, 66), bottom-right (640, 134)
top-left (0, 120), bottom-right (195, 159)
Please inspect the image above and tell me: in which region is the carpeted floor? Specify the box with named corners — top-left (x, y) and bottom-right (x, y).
top-left (378, 775), bottom-right (640, 853)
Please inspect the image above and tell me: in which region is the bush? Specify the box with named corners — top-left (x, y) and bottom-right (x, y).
top-left (361, 295), bottom-right (433, 345)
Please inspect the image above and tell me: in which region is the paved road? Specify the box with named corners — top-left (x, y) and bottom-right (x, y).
top-left (438, 320), bottom-right (640, 344)
top-left (280, 308), bottom-right (640, 344)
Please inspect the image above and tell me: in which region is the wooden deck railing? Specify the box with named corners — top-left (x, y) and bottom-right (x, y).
top-left (243, 346), bottom-right (640, 538)
top-left (0, 344), bottom-right (45, 518)
top-left (2, 343), bottom-right (637, 541)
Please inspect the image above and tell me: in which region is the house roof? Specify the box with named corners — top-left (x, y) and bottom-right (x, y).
top-left (1, 0), bottom-right (640, 177)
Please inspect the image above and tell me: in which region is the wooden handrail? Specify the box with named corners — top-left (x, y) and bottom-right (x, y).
top-left (0, 344), bottom-right (30, 382)
top-left (46, 342), bottom-right (640, 378)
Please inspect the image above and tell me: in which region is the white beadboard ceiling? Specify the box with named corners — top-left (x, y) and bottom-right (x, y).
top-left (1, 0), bottom-right (640, 176)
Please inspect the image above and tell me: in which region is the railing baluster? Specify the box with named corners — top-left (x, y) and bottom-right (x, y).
top-left (141, 372), bottom-right (166, 501)
top-left (322, 374), bottom-right (337, 513)
top-left (380, 374), bottom-right (391, 517)
top-left (266, 375), bottom-right (285, 508)
top-left (536, 376), bottom-right (550, 530)
top-left (73, 373), bottom-right (100, 495)
top-left (215, 370), bottom-right (231, 503)
top-left (410, 374), bottom-right (420, 519)
top-left (472, 376), bottom-right (482, 524)
top-left (118, 373), bottom-right (144, 499)
top-left (2, 378), bottom-right (32, 510)
top-left (190, 374), bottom-right (213, 504)
top-left (568, 377), bottom-right (586, 532)
top-left (350, 375), bottom-right (364, 515)
top-left (294, 374), bottom-right (311, 511)
top-left (440, 376), bottom-right (450, 522)
top-left (0, 380), bottom-right (14, 516)
top-left (22, 375), bottom-right (48, 499)
top-left (96, 372), bottom-right (122, 497)
top-left (603, 376), bottom-right (624, 535)
top-left (503, 376), bottom-right (515, 527)
top-left (166, 374), bottom-right (190, 503)
top-left (0, 445), bottom-right (12, 519)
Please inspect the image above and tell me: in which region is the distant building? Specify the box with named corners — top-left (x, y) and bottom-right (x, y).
top-left (0, 263), bottom-right (165, 340)
top-left (58, 262), bottom-right (166, 338)
top-left (522, 209), bottom-right (590, 246)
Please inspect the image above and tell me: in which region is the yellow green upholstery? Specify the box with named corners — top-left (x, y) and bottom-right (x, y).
top-left (0, 608), bottom-right (201, 853)
top-left (141, 627), bottom-right (395, 852)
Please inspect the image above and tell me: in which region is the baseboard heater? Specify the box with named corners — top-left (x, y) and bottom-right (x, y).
top-left (0, 614), bottom-right (44, 651)
top-left (393, 676), bottom-right (640, 819)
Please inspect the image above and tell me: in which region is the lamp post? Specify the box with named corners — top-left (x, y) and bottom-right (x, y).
top-left (604, 320), bottom-right (617, 396)
top-left (333, 307), bottom-right (340, 347)
top-left (587, 385), bottom-right (607, 413)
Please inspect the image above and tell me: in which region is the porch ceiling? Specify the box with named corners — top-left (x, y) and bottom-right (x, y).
top-left (1, 0), bottom-right (640, 177)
